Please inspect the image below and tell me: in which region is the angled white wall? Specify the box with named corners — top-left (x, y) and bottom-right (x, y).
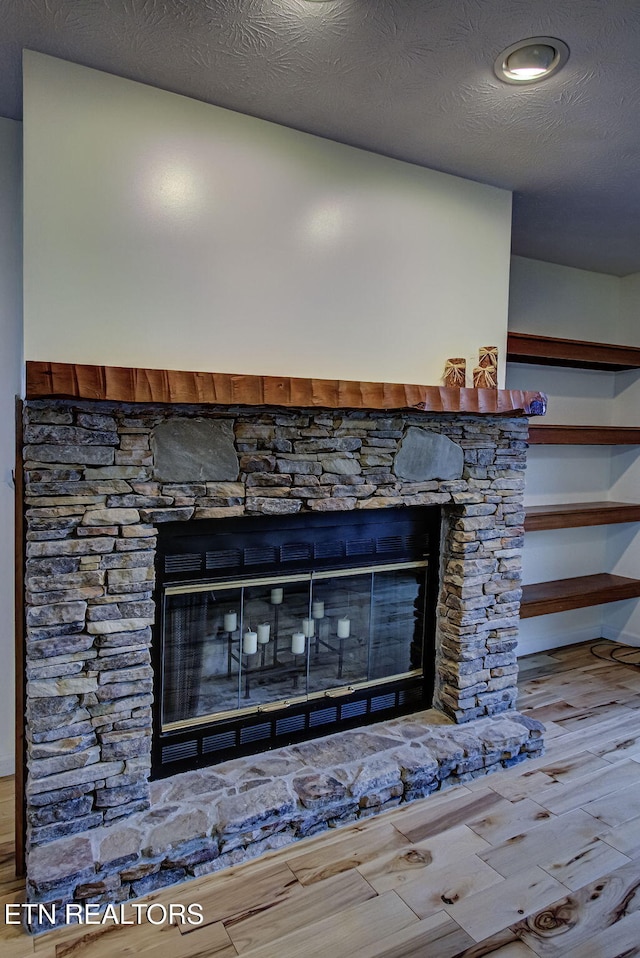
top-left (23, 52), bottom-right (512, 388)
top-left (0, 117), bottom-right (22, 775)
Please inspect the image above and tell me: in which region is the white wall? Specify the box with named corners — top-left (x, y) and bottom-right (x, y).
top-left (509, 257), bottom-right (640, 654)
top-left (23, 52), bottom-right (512, 388)
top-left (508, 256), bottom-right (621, 343)
top-left (0, 117), bottom-right (22, 775)
top-left (619, 273), bottom-right (640, 348)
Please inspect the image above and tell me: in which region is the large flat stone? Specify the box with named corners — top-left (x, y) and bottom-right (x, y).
top-left (27, 835), bottom-right (95, 893)
top-left (394, 427), bottom-right (464, 481)
top-left (151, 419), bottom-right (238, 482)
top-left (293, 773), bottom-right (348, 810)
top-left (216, 780), bottom-right (296, 834)
top-left (144, 809), bottom-right (210, 855)
top-left (94, 825), bottom-right (143, 869)
top-left (292, 731), bottom-right (401, 768)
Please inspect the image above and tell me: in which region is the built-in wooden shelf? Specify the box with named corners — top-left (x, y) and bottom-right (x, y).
top-left (510, 332), bottom-right (640, 621)
top-left (520, 573), bottom-right (640, 618)
top-left (525, 501), bottom-right (640, 532)
top-left (507, 331), bottom-right (640, 371)
top-left (528, 424), bottom-right (640, 445)
top-left (25, 361), bottom-right (547, 415)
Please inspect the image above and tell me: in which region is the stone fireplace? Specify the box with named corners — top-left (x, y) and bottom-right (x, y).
top-left (20, 370), bottom-right (546, 923)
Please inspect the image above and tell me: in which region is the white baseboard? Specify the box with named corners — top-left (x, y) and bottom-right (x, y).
top-left (600, 625), bottom-right (640, 648)
top-left (516, 625), bottom-right (603, 658)
top-left (0, 755), bottom-right (15, 778)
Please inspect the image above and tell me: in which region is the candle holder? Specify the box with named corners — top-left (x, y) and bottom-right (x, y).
top-left (291, 651), bottom-right (306, 691)
top-left (225, 633), bottom-right (262, 700)
top-left (312, 618), bottom-right (354, 680)
top-left (257, 621), bottom-right (271, 667)
top-left (242, 648), bottom-right (257, 699)
top-left (272, 604), bottom-right (282, 665)
top-left (223, 625), bottom-right (238, 676)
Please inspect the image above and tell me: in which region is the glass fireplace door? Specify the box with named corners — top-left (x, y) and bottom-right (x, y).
top-left (161, 561), bottom-right (427, 732)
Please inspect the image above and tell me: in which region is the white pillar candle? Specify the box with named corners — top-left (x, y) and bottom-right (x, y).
top-left (257, 622), bottom-right (271, 644)
top-left (291, 632), bottom-right (306, 655)
top-left (270, 588), bottom-right (283, 605)
top-left (223, 611), bottom-right (238, 632)
top-left (311, 600), bottom-right (325, 619)
top-left (337, 617), bottom-right (351, 639)
top-left (243, 630), bottom-right (258, 655)
top-left (302, 617), bottom-right (315, 638)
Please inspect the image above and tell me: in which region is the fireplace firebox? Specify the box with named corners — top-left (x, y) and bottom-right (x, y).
top-left (153, 507), bottom-right (440, 775)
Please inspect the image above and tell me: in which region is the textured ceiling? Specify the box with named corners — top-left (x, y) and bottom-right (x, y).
top-left (2, 0), bottom-right (639, 275)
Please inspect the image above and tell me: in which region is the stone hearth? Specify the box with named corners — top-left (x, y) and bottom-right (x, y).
top-left (21, 397), bottom-right (544, 923)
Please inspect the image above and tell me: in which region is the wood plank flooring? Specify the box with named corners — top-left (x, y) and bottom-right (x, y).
top-left (3, 639), bottom-right (640, 958)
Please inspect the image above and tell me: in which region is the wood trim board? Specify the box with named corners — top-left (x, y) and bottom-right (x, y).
top-left (528, 425), bottom-right (640, 445)
top-left (25, 361), bottom-right (547, 416)
top-left (14, 398), bottom-right (25, 877)
top-left (524, 501), bottom-right (640, 532)
top-left (507, 331), bottom-right (640, 371)
top-left (520, 573), bottom-right (640, 618)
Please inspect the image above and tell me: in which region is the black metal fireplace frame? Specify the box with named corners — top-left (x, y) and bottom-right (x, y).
top-left (151, 507), bottom-right (440, 778)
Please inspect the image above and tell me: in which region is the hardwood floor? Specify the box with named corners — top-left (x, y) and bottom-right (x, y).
top-left (3, 640), bottom-right (640, 957)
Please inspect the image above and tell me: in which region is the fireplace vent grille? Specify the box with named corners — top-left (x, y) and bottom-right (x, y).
top-left (161, 739), bottom-right (198, 763)
top-left (281, 542), bottom-right (312, 563)
top-left (154, 679), bottom-right (429, 776)
top-left (309, 707), bottom-right (337, 727)
top-left (398, 687), bottom-right (424, 707)
top-left (314, 541), bottom-right (344, 560)
top-left (244, 546), bottom-right (278, 566)
top-left (164, 553), bottom-right (202, 574)
top-left (159, 510), bottom-right (433, 585)
top-left (379, 535), bottom-right (415, 553)
top-left (205, 549), bottom-right (242, 571)
top-left (166, 535), bottom-right (428, 579)
top-left (202, 730), bottom-right (236, 754)
top-left (346, 537), bottom-right (375, 556)
top-left (240, 723), bottom-right (271, 744)
top-left (371, 692), bottom-right (396, 712)
top-left (276, 714), bottom-right (306, 735)
top-left (340, 700), bottom-right (367, 719)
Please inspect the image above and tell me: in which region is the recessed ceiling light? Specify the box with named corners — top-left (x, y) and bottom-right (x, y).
top-left (494, 37), bottom-right (569, 85)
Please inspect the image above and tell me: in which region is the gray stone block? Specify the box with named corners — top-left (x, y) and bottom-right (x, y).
top-left (24, 425), bottom-right (119, 446)
top-left (320, 457), bottom-right (362, 475)
top-left (394, 427), bottom-right (464, 481)
top-left (27, 602), bottom-right (88, 628)
top-left (308, 497), bottom-right (357, 511)
top-left (29, 813), bottom-right (104, 846)
top-left (144, 808), bottom-right (209, 855)
top-left (216, 780), bottom-right (296, 834)
top-left (131, 866), bottom-right (186, 896)
top-left (151, 419), bottom-right (238, 482)
top-left (27, 834), bottom-right (95, 893)
top-left (293, 773), bottom-right (348, 810)
top-left (28, 796), bottom-right (94, 827)
top-left (25, 445), bottom-right (115, 466)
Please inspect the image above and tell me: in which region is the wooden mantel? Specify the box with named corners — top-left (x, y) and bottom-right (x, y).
top-left (26, 361), bottom-right (547, 416)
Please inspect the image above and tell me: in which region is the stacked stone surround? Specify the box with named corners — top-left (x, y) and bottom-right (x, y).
top-left (22, 398), bottom-right (542, 916)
